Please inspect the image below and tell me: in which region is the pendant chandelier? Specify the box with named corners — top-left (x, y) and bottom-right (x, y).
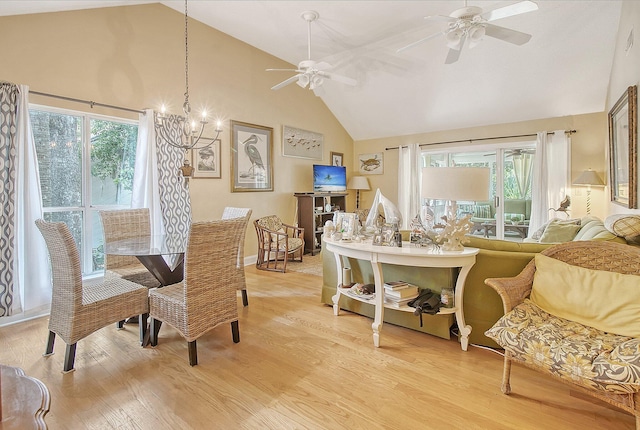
top-left (155, 0), bottom-right (222, 177)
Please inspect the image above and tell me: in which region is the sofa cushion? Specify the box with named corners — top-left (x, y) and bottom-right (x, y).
top-left (539, 219), bottom-right (582, 242)
top-left (474, 203), bottom-right (492, 218)
top-left (485, 299), bottom-right (640, 394)
top-left (530, 254), bottom-right (640, 337)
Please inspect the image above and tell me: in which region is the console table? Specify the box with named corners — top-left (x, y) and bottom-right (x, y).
top-left (325, 238), bottom-right (479, 351)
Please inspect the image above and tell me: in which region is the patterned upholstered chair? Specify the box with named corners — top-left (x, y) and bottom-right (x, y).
top-left (149, 218), bottom-right (246, 366)
top-left (221, 207), bottom-right (252, 306)
top-left (36, 219), bottom-right (149, 372)
top-left (254, 215), bottom-right (304, 273)
top-left (99, 208), bottom-right (160, 288)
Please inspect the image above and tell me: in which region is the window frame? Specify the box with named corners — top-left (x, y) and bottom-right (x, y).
top-left (30, 103), bottom-right (139, 275)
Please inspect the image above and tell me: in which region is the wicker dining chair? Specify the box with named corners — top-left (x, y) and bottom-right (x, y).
top-left (254, 215), bottom-right (304, 273)
top-left (99, 208), bottom-right (160, 288)
top-left (221, 207), bottom-right (252, 306)
top-left (36, 219), bottom-right (149, 373)
top-left (149, 218), bottom-right (245, 366)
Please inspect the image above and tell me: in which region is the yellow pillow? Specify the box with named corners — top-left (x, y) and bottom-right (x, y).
top-left (530, 254), bottom-right (640, 337)
top-left (539, 220), bottom-right (582, 242)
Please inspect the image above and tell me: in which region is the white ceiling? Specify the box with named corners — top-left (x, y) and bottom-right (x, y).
top-left (0, 1), bottom-right (623, 141)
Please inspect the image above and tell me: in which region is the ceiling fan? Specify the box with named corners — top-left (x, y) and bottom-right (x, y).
top-left (266, 10), bottom-right (357, 92)
top-left (397, 1), bottom-right (539, 64)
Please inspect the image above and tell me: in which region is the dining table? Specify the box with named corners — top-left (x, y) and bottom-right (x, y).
top-left (105, 234), bottom-right (188, 346)
top-left (104, 234), bottom-right (188, 286)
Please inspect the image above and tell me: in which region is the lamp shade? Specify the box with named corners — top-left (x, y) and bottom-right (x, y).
top-left (573, 169), bottom-right (605, 186)
top-left (348, 176), bottom-right (370, 190)
top-left (421, 167), bottom-right (490, 201)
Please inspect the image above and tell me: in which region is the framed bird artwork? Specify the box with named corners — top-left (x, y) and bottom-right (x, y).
top-left (192, 139), bottom-right (221, 178)
top-left (231, 120), bottom-right (274, 192)
top-left (282, 125), bottom-right (323, 160)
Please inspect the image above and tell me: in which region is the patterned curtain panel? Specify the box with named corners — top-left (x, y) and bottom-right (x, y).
top-left (154, 113), bottom-right (192, 237)
top-left (0, 82), bottom-right (18, 316)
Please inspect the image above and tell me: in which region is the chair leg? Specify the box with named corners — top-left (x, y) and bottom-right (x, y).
top-left (139, 313), bottom-right (148, 346)
top-left (63, 343), bottom-right (77, 373)
top-left (43, 331), bottom-right (55, 356)
top-left (116, 320), bottom-right (125, 330)
top-left (501, 352), bottom-right (513, 394)
top-left (188, 340), bottom-right (197, 366)
top-left (150, 318), bottom-right (159, 347)
top-left (242, 289), bottom-right (248, 307)
top-left (231, 320), bottom-right (240, 343)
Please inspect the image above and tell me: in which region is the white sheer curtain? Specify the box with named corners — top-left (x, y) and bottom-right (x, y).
top-left (528, 130), bottom-right (571, 235)
top-left (15, 85), bottom-right (51, 314)
top-left (132, 109), bottom-right (164, 236)
top-left (397, 144), bottom-right (421, 229)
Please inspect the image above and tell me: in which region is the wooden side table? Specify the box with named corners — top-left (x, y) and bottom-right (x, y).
top-left (1, 364), bottom-right (50, 429)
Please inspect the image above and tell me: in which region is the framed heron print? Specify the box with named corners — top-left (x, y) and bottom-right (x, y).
top-left (231, 120), bottom-right (273, 192)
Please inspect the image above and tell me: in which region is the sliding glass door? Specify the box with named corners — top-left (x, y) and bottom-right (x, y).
top-left (421, 142), bottom-right (535, 241)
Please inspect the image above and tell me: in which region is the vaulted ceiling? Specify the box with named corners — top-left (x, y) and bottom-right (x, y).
top-left (0, 1), bottom-right (623, 141)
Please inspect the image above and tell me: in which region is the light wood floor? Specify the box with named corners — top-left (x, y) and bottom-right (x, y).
top-left (1, 267), bottom-right (635, 429)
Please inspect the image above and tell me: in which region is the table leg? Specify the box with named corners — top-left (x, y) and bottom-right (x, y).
top-left (136, 254), bottom-right (184, 286)
top-left (331, 252), bottom-right (344, 316)
top-left (455, 265), bottom-right (473, 351)
top-left (370, 257), bottom-right (384, 348)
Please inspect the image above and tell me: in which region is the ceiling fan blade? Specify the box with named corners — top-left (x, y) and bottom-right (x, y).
top-left (424, 15), bottom-right (457, 22)
top-left (270, 74), bottom-right (301, 91)
top-left (317, 71), bottom-right (357, 86)
top-left (396, 31), bottom-right (442, 53)
top-left (484, 23), bottom-right (532, 45)
top-left (266, 68), bottom-right (301, 73)
top-left (314, 61), bottom-right (332, 71)
top-left (445, 35), bottom-right (465, 64)
top-left (482, 1), bottom-right (538, 22)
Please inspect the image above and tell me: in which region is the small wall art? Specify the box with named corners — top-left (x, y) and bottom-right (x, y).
top-left (282, 125), bottom-right (323, 160)
top-left (358, 152), bottom-right (384, 175)
top-left (191, 140), bottom-right (221, 178)
top-left (330, 151), bottom-right (343, 166)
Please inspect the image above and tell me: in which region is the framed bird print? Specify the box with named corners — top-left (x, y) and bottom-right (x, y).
top-left (191, 139), bottom-right (221, 178)
top-left (231, 120), bottom-right (273, 192)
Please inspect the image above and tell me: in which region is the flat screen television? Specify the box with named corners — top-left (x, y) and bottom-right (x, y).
top-left (313, 164), bottom-right (347, 192)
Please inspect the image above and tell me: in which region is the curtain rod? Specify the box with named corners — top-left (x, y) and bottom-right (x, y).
top-left (30, 90), bottom-right (145, 115)
top-left (385, 129), bottom-right (577, 151)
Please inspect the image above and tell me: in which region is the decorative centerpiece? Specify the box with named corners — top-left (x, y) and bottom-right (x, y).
top-left (436, 213), bottom-right (473, 251)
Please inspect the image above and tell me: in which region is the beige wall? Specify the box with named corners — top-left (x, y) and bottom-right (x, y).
top-left (353, 112), bottom-right (609, 220)
top-left (0, 4), bottom-right (354, 259)
top-left (606, 0), bottom-right (640, 216)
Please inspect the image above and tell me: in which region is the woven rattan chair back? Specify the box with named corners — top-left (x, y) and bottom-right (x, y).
top-left (221, 207), bottom-right (252, 306)
top-left (36, 219), bottom-right (149, 372)
top-left (149, 218), bottom-right (245, 366)
top-left (100, 208), bottom-right (151, 270)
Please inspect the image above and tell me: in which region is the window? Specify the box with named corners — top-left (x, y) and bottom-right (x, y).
top-left (31, 106), bottom-right (138, 275)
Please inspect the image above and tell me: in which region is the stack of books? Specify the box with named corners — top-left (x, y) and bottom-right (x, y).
top-left (383, 281), bottom-right (419, 308)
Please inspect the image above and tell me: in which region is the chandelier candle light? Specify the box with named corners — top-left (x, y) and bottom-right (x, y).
top-left (421, 167), bottom-right (490, 251)
top-left (155, 0), bottom-right (223, 178)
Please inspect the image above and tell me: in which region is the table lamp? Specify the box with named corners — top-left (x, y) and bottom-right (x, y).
top-left (421, 167), bottom-right (490, 250)
top-left (572, 169), bottom-right (605, 215)
top-left (348, 176), bottom-right (370, 209)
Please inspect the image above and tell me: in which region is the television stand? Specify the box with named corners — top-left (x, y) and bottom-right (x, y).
top-left (294, 192), bottom-right (347, 255)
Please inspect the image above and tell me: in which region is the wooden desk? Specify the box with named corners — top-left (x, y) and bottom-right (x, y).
top-left (325, 239), bottom-right (478, 351)
top-left (0, 365), bottom-right (50, 429)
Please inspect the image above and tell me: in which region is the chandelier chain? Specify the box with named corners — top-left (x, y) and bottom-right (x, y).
top-left (184, 0), bottom-right (190, 112)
